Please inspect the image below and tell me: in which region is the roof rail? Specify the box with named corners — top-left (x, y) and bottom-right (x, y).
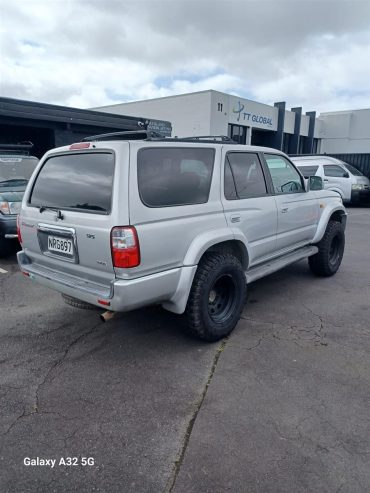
top-left (178, 135), bottom-right (235, 143)
top-left (146, 135), bottom-right (239, 144)
top-left (0, 141), bottom-right (34, 155)
top-left (82, 130), bottom-right (165, 142)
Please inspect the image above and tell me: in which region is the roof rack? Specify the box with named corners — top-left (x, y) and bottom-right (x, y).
top-left (146, 135), bottom-right (238, 144)
top-left (0, 141), bottom-right (34, 156)
top-left (81, 131), bottom-right (238, 145)
top-left (177, 135), bottom-right (235, 143)
top-left (82, 130), bottom-right (165, 142)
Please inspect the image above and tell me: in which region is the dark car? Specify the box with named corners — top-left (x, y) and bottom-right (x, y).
top-left (0, 143), bottom-right (38, 257)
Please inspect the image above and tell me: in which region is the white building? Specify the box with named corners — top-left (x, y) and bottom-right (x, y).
top-left (93, 90), bottom-right (321, 155)
top-left (319, 108), bottom-right (370, 154)
top-left (93, 90), bottom-right (370, 159)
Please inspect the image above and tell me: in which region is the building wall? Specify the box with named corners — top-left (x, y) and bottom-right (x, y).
top-left (283, 111), bottom-right (295, 134)
top-left (93, 90), bottom-right (321, 151)
top-left (300, 115), bottom-right (310, 137)
top-left (319, 109), bottom-right (370, 153)
top-left (94, 92), bottom-right (212, 137)
top-left (209, 91), bottom-right (229, 135)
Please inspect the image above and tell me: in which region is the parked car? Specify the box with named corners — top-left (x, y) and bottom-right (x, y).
top-left (290, 155), bottom-right (370, 204)
top-left (0, 143), bottom-right (39, 257)
top-left (18, 132), bottom-right (346, 341)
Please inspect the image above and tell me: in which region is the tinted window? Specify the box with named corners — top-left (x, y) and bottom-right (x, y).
top-left (137, 147), bottom-right (214, 207)
top-left (265, 154), bottom-right (304, 194)
top-left (297, 165), bottom-right (319, 178)
top-left (29, 152), bottom-right (114, 214)
top-left (324, 165), bottom-right (348, 177)
top-left (0, 156), bottom-right (38, 188)
top-left (225, 153), bottom-right (267, 200)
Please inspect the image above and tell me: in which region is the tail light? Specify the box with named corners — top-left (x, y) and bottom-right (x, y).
top-left (111, 226), bottom-right (140, 268)
top-left (17, 215), bottom-right (22, 244)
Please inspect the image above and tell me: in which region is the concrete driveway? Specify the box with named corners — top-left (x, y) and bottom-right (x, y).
top-left (0, 208), bottom-right (369, 493)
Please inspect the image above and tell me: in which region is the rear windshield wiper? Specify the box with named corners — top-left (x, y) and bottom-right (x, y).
top-left (39, 205), bottom-right (64, 220)
top-left (0, 178), bottom-right (28, 186)
top-left (39, 205), bottom-right (58, 213)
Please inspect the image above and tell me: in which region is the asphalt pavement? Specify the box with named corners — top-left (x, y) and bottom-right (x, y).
top-left (0, 208), bottom-right (369, 493)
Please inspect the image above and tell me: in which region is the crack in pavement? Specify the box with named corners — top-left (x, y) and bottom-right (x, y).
top-left (165, 337), bottom-right (229, 493)
top-left (240, 313), bottom-right (328, 348)
top-left (302, 304), bottom-right (327, 346)
top-left (33, 321), bottom-right (103, 413)
top-left (1, 320), bottom-right (103, 439)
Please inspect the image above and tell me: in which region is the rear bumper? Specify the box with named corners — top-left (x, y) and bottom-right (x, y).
top-left (0, 215), bottom-right (17, 239)
top-left (17, 250), bottom-right (195, 313)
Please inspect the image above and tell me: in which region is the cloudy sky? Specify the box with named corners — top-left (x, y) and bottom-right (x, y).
top-left (1, 0), bottom-right (370, 114)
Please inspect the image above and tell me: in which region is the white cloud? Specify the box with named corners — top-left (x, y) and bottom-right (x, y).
top-left (1, 0), bottom-right (370, 114)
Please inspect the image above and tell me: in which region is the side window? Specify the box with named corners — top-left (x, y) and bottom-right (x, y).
top-left (137, 147), bottom-right (215, 207)
top-left (224, 152), bottom-right (267, 200)
top-left (264, 154), bottom-right (304, 194)
top-left (296, 165), bottom-right (319, 178)
top-left (324, 165), bottom-right (348, 177)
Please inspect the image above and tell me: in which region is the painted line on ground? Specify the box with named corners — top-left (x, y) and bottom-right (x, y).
top-left (0, 267), bottom-right (8, 274)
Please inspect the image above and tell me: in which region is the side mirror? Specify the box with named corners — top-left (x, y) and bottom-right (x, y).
top-left (308, 175), bottom-right (323, 191)
top-left (343, 172), bottom-right (350, 178)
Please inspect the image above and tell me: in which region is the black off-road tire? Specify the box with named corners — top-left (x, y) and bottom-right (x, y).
top-left (185, 253), bottom-right (246, 342)
top-left (309, 221), bottom-right (345, 277)
top-left (62, 294), bottom-right (98, 310)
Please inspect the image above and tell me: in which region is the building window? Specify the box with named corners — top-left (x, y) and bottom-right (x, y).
top-left (228, 124), bottom-right (246, 144)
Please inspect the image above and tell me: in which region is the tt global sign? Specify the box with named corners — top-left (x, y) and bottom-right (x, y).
top-left (230, 99), bottom-right (277, 130)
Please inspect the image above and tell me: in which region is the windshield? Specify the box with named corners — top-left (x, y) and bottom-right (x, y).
top-left (341, 162), bottom-right (363, 176)
top-left (0, 156), bottom-right (39, 187)
top-left (29, 152), bottom-right (115, 214)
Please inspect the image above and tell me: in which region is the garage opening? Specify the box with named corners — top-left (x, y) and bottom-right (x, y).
top-left (0, 124), bottom-right (55, 158)
top-left (250, 128), bottom-right (273, 147)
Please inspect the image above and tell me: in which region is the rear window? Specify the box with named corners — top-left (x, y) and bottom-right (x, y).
top-left (29, 152), bottom-right (114, 214)
top-left (297, 165), bottom-right (319, 177)
top-left (137, 147), bottom-right (215, 207)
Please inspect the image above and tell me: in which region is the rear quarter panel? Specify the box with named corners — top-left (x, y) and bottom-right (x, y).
top-left (125, 142), bottom-right (227, 279)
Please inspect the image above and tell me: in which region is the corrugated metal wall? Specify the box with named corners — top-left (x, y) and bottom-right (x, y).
top-left (329, 154), bottom-right (370, 179)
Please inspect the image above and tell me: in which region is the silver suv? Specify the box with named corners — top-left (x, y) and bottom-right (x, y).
top-left (17, 132), bottom-right (347, 341)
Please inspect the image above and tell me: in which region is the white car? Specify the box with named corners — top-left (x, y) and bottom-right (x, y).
top-left (290, 155), bottom-right (370, 204)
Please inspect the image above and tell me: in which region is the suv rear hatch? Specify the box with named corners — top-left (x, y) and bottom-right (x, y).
top-left (19, 144), bottom-right (129, 296)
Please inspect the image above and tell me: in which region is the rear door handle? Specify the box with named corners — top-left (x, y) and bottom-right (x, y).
top-left (230, 215), bottom-right (241, 223)
top-left (281, 208), bottom-right (289, 214)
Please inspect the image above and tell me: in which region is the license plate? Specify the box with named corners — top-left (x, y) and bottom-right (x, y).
top-left (47, 236), bottom-right (73, 255)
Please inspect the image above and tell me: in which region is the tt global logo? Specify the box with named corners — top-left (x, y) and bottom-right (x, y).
top-left (232, 101), bottom-right (273, 127)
